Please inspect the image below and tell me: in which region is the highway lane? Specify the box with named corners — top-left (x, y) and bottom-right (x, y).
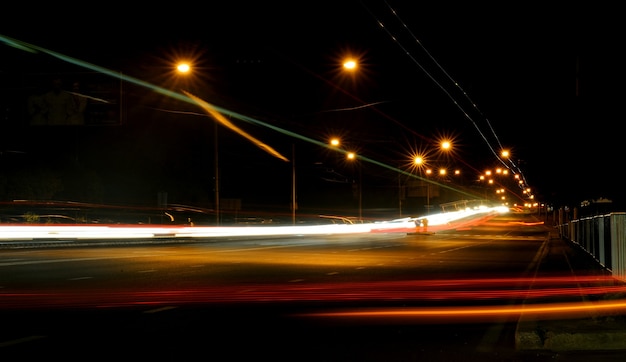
top-left (0, 220), bottom-right (547, 298)
top-left (0, 213), bottom-right (602, 360)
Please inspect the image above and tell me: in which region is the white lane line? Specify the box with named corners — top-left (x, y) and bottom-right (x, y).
top-left (0, 254), bottom-right (147, 267)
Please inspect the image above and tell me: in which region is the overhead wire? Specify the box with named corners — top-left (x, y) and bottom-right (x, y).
top-left (361, 0), bottom-right (530, 192)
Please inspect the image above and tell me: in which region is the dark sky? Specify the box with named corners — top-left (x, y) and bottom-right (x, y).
top-left (1, 1), bottom-right (624, 213)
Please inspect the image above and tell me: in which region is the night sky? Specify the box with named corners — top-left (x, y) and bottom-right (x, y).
top-left (1, 1), bottom-right (624, 217)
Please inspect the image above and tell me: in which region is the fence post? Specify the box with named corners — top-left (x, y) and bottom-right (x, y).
top-left (610, 213), bottom-right (626, 281)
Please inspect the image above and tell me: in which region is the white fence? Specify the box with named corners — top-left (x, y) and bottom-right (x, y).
top-left (557, 211), bottom-right (626, 281)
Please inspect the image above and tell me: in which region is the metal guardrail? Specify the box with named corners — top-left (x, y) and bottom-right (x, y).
top-left (557, 212), bottom-right (626, 282)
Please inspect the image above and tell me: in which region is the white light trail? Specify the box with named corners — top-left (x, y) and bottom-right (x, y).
top-left (0, 207), bottom-right (507, 241)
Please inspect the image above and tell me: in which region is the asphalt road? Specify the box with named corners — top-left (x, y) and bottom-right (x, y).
top-left (2, 213), bottom-right (626, 361)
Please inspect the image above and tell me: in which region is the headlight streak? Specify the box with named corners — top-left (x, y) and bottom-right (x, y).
top-left (0, 207), bottom-right (507, 241)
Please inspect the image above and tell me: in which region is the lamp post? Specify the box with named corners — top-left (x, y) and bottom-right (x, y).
top-left (409, 138), bottom-right (455, 216)
top-left (347, 151), bottom-right (362, 222)
top-left (176, 62), bottom-right (220, 225)
top-left (292, 143), bottom-right (296, 225)
top-left (412, 154), bottom-right (431, 215)
top-left (330, 137), bottom-right (362, 222)
top-left (213, 120), bottom-right (220, 225)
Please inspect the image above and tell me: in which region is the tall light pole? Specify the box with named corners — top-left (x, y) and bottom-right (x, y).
top-left (331, 137), bottom-right (362, 222)
top-left (410, 138), bottom-right (454, 216)
top-left (292, 144), bottom-right (296, 225)
top-left (347, 151), bottom-right (362, 222)
top-left (413, 154), bottom-right (431, 215)
top-left (213, 120), bottom-right (220, 225)
top-left (176, 62), bottom-right (220, 225)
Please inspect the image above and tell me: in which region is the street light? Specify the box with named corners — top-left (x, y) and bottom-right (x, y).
top-left (330, 137), bottom-right (362, 222)
top-left (343, 59), bottom-right (358, 71)
top-left (175, 62), bottom-right (220, 225)
top-left (407, 139), bottom-right (457, 215)
top-left (412, 153), bottom-right (431, 215)
top-left (346, 151), bottom-right (362, 222)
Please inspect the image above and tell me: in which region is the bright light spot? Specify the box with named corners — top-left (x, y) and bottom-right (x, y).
top-left (177, 63), bottom-right (191, 73)
top-left (343, 59), bottom-right (357, 70)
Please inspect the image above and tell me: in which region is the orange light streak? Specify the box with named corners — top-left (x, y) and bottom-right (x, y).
top-left (296, 299), bottom-right (626, 323)
top-left (182, 90), bottom-right (290, 162)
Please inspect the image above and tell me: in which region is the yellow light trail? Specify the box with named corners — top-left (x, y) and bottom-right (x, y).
top-left (182, 90), bottom-right (289, 162)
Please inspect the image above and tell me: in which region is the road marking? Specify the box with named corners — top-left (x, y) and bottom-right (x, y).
top-left (0, 254), bottom-right (151, 267)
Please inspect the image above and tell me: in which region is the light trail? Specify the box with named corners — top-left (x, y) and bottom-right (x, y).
top-left (2, 277), bottom-right (625, 324)
top-left (0, 206), bottom-right (508, 241)
top-left (183, 90), bottom-right (289, 162)
top-left (296, 299), bottom-right (626, 323)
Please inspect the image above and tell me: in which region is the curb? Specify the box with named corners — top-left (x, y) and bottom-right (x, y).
top-left (516, 317), bottom-right (626, 351)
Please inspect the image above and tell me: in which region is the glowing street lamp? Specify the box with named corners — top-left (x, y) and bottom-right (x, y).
top-left (330, 137), bottom-right (362, 221)
top-left (409, 139), bottom-right (455, 215)
top-left (176, 62), bottom-right (220, 225)
top-left (343, 58), bottom-right (358, 71)
top-left (176, 62), bottom-right (191, 73)
top-left (347, 151), bottom-right (362, 222)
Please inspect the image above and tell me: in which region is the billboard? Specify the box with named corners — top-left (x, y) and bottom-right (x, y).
top-left (407, 180), bottom-right (440, 198)
top-left (23, 72), bottom-right (123, 127)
